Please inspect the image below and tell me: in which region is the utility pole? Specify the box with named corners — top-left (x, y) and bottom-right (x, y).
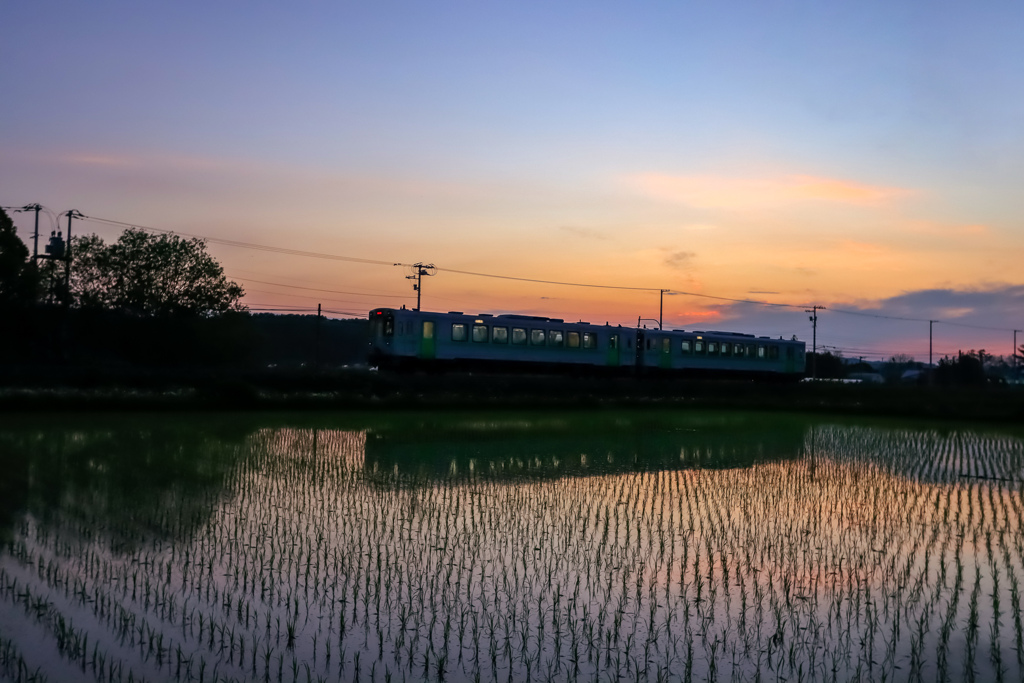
top-left (929, 320), bottom-right (937, 368)
top-left (61, 210), bottom-right (83, 295)
top-left (315, 303), bottom-right (322, 371)
top-left (1015, 329), bottom-right (1020, 379)
top-left (659, 289), bottom-right (666, 330)
top-left (402, 262), bottom-right (436, 311)
top-left (16, 204), bottom-right (42, 258)
top-left (805, 305), bottom-right (825, 379)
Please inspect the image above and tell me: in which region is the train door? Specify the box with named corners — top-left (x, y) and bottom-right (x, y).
top-left (783, 345), bottom-right (800, 374)
top-left (419, 320), bottom-right (436, 360)
top-left (659, 336), bottom-right (672, 369)
top-left (635, 330), bottom-right (646, 368)
top-left (606, 333), bottom-right (620, 367)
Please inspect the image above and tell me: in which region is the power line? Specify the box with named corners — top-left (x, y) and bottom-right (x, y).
top-left (436, 266), bottom-right (663, 292)
top-left (48, 210), bottom-right (1023, 335)
top-left (243, 287), bottom-right (402, 308)
top-left (827, 307), bottom-right (927, 323)
top-left (79, 214), bottom-right (400, 267)
top-left (229, 276), bottom-right (407, 298)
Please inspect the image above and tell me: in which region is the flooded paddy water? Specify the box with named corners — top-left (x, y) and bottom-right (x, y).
top-left (1, 411), bottom-right (1023, 683)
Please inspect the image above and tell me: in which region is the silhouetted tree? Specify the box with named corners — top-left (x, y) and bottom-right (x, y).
top-left (883, 353), bottom-right (916, 383)
top-left (0, 208), bottom-right (38, 307)
top-left (806, 351), bottom-right (846, 379)
top-left (70, 229), bottom-right (245, 316)
top-left (935, 351), bottom-right (986, 386)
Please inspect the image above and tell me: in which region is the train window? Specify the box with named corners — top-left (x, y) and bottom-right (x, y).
top-left (721, 342), bottom-right (731, 355)
top-left (549, 330), bottom-right (564, 347)
top-left (786, 346), bottom-right (794, 359)
top-left (695, 340), bottom-right (705, 354)
top-left (769, 345), bottom-right (779, 360)
top-left (661, 338), bottom-right (670, 353)
top-left (645, 338), bottom-right (652, 351)
top-left (567, 331), bottom-right (580, 348)
top-left (384, 318), bottom-right (394, 336)
top-left (583, 332), bottom-right (597, 349)
top-left (680, 340), bottom-right (691, 354)
top-left (707, 341), bottom-right (718, 355)
top-left (422, 321), bottom-right (434, 339)
top-left (609, 334), bottom-right (619, 350)
top-left (746, 343), bottom-right (756, 357)
top-left (531, 329), bottom-right (546, 345)
top-left (492, 326), bottom-right (508, 344)
top-left (758, 345), bottom-right (766, 359)
top-left (451, 323), bottom-right (467, 342)
top-left (733, 344), bottom-right (743, 357)
top-left (472, 324), bottom-right (488, 342)
top-left (512, 327), bottom-right (527, 345)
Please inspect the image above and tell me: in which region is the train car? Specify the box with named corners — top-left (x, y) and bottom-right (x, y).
top-left (368, 307), bottom-right (806, 379)
top-left (635, 328), bottom-right (805, 379)
top-left (368, 307), bottom-right (635, 372)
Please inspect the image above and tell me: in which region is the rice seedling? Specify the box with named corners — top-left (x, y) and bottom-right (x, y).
top-left (0, 414), bottom-right (1023, 682)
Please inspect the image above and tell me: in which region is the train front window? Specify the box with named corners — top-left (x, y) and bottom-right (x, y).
top-left (567, 332), bottom-right (580, 348)
top-left (492, 326), bottom-right (508, 343)
top-left (472, 324), bottom-right (488, 342)
top-left (531, 329), bottom-right (546, 345)
top-left (512, 328), bottom-right (527, 345)
top-left (375, 312), bottom-right (394, 337)
top-left (451, 323), bottom-right (467, 342)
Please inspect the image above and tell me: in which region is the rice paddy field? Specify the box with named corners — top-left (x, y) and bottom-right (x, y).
top-left (1, 411), bottom-right (1023, 683)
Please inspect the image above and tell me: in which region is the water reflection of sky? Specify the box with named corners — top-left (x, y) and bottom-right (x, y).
top-left (1, 413), bottom-right (1022, 682)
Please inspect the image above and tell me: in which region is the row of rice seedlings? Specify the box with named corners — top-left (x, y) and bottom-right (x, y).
top-left (2, 423), bottom-right (1023, 682)
top-left (0, 635), bottom-right (47, 683)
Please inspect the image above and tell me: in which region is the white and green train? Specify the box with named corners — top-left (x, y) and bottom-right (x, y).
top-left (369, 307), bottom-right (806, 379)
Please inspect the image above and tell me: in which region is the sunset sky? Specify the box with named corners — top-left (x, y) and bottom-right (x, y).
top-left (3, 1), bottom-right (1023, 361)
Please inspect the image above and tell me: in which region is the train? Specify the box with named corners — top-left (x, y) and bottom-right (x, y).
top-left (368, 307), bottom-right (807, 380)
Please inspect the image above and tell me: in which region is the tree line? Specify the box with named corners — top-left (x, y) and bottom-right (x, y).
top-left (1, 208), bottom-right (367, 370)
top-left (1, 208), bottom-right (244, 314)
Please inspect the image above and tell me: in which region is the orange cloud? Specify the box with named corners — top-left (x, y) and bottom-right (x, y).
top-left (673, 310), bottom-right (722, 321)
top-left (627, 173), bottom-right (908, 209)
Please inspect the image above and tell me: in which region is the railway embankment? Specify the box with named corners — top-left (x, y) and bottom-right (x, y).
top-left (1, 368), bottom-right (1023, 423)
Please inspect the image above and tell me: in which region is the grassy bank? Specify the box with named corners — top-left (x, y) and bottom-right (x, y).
top-left (2, 367), bottom-right (1023, 423)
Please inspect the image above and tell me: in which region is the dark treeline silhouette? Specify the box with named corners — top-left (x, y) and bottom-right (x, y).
top-left (806, 351), bottom-right (847, 379)
top-left (0, 208), bottom-right (369, 375)
top-left (935, 351), bottom-right (990, 386)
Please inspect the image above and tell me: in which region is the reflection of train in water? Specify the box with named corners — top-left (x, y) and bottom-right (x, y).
top-left (362, 414), bottom-right (810, 481)
top-left (369, 307), bottom-right (806, 380)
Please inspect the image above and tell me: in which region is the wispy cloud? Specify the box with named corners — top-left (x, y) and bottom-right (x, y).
top-left (626, 173), bottom-right (909, 209)
top-left (664, 251), bottom-right (696, 270)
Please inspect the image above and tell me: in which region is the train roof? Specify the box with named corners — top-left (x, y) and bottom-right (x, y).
top-left (371, 308), bottom-right (803, 343)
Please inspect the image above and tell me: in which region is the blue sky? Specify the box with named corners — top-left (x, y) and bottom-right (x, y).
top-left (3, 1), bottom-right (1023, 359)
